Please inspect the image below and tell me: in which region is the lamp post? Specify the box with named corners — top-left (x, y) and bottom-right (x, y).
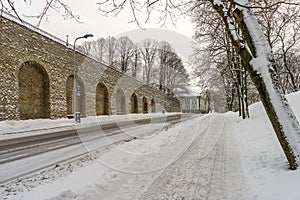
top-left (73, 34), bottom-right (93, 124)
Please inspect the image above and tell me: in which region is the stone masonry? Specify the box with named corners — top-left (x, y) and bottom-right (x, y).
top-left (0, 12), bottom-right (180, 121)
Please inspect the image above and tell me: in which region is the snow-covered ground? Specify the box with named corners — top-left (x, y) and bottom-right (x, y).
top-left (0, 113), bottom-right (178, 139)
top-left (1, 92), bottom-right (300, 199)
top-left (233, 91), bottom-right (300, 200)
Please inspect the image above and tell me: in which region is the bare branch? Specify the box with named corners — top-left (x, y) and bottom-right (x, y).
top-left (96, 0), bottom-right (185, 29)
top-left (235, 0), bottom-right (299, 10)
top-left (5, 0), bottom-right (23, 22)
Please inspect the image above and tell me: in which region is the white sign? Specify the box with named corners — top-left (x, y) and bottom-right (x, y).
top-left (76, 86), bottom-right (80, 96)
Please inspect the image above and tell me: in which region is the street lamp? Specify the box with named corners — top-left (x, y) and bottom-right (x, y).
top-left (73, 34), bottom-right (93, 124)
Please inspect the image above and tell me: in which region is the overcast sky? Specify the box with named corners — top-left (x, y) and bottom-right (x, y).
top-left (11, 0), bottom-right (195, 44)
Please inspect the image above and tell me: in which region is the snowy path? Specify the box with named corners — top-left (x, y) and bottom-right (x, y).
top-left (1, 113), bottom-right (251, 200)
top-left (137, 113), bottom-right (247, 200)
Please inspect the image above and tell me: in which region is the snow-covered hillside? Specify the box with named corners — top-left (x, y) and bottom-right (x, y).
top-left (1, 92), bottom-right (300, 199)
top-left (232, 91), bottom-right (300, 200)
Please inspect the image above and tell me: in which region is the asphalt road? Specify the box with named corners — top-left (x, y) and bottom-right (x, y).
top-left (0, 113), bottom-right (196, 183)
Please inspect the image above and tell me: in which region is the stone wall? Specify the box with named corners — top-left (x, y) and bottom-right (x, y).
top-left (0, 13), bottom-right (181, 121)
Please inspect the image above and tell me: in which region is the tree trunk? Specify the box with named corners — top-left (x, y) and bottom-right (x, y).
top-left (244, 71), bottom-right (250, 118)
top-left (234, 6), bottom-right (300, 169)
top-left (210, 0), bottom-right (300, 169)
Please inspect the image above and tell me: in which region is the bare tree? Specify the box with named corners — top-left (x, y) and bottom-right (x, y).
top-left (78, 37), bottom-right (107, 64)
top-left (164, 51), bottom-right (189, 94)
top-left (105, 36), bottom-right (118, 67)
top-left (254, 0), bottom-right (300, 93)
top-left (78, 41), bottom-right (93, 55)
top-left (158, 41), bottom-right (174, 91)
top-left (275, 50), bottom-right (300, 93)
top-left (93, 37), bottom-right (106, 63)
top-left (139, 39), bottom-right (158, 84)
top-left (130, 45), bottom-right (141, 78)
top-left (203, 0), bottom-right (300, 169)
top-left (191, 50), bottom-right (228, 111)
top-left (191, 14), bottom-right (252, 118)
top-left (117, 36), bottom-right (134, 73)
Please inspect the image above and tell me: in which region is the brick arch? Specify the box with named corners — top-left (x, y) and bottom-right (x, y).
top-left (131, 93), bottom-right (138, 114)
top-left (66, 75), bottom-right (86, 117)
top-left (18, 61), bottom-right (50, 120)
top-left (116, 88), bottom-right (126, 115)
top-left (96, 82), bottom-right (109, 115)
top-left (142, 96), bottom-right (148, 114)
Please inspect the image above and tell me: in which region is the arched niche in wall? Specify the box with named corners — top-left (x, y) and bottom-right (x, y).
top-left (131, 93), bottom-right (138, 114)
top-left (18, 61), bottom-right (50, 120)
top-left (116, 88), bottom-right (126, 115)
top-left (96, 82), bottom-right (109, 115)
top-left (142, 96), bottom-right (148, 114)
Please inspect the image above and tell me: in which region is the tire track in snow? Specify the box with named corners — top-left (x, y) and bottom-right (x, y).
top-left (137, 113), bottom-right (246, 200)
top-left (205, 117), bottom-right (248, 200)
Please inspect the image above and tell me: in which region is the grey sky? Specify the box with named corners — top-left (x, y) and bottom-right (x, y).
top-left (12, 0), bottom-right (195, 44)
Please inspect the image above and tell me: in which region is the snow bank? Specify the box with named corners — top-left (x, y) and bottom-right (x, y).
top-left (0, 113), bottom-right (177, 140)
top-left (230, 90), bottom-right (300, 200)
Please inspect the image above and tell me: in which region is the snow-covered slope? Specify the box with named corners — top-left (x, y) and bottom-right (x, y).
top-left (231, 91), bottom-right (300, 200)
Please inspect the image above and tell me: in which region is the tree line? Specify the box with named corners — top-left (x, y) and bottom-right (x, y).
top-left (78, 36), bottom-right (190, 95)
top-left (191, 0), bottom-right (300, 119)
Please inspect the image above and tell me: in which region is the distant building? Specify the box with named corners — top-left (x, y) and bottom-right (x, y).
top-left (177, 91), bottom-right (208, 113)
